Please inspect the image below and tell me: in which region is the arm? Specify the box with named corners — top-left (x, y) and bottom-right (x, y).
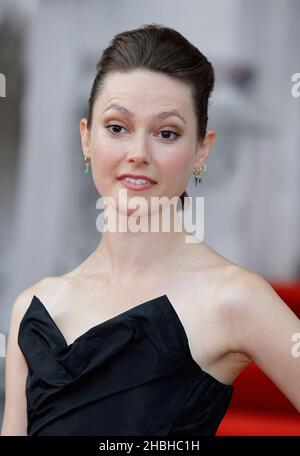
top-left (0, 289), bottom-right (35, 436)
top-left (220, 268), bottom-right (300, 413)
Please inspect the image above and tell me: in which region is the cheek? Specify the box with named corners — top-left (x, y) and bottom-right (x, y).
top-left (93, 148), bottom-right (114, 173)
top-left (90, 135), bottom-right (121, 174)
top-left (162, 152), bottom-right (192, 180)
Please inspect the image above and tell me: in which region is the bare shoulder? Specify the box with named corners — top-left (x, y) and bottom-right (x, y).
top-left (1, 276), bottom-right (57, 436)
top-left (208, 262), bottom-right (273, 371)
top-left (194, 245), bottom-right (270, 359)
top-left (12, 276), bottom-right (59, 322)
top-left (215, 261), bottom-right (298, 352)
top-left (214, 263), bottom-right (300, 412)
top-left (217, 262), bottom-right (277, 310)
top-left (196, 241), bottom-right (269, 293)
top-left (213, 260), bottom-right (271, 319)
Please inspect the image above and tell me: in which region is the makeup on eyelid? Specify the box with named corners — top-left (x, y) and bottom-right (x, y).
top-left (103, 123), bottom-right (182, 142)
top-left (104, 121), bottom-right (182, 142)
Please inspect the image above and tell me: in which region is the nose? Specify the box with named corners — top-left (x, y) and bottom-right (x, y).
top-left (126, 130), bottom-right (151, 165)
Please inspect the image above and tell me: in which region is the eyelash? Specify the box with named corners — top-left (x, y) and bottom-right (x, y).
top-left (104, 124), bottom-right (181, 142)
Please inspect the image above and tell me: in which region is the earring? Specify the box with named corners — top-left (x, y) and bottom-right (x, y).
top-left (193, 163), bottom-right (207, 186)
top-left (84, 155), bottom-right (92, 174)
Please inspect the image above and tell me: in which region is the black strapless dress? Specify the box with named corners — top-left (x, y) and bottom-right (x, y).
top-left (18, 294), bottom-right (234, 436)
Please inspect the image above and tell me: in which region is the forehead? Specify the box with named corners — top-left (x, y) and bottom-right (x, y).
top-left (94, 69), bottom-right (193, 118)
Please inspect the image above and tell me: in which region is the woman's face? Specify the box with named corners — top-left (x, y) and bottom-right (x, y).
top-left (80, 69), bottom-right (214, 215)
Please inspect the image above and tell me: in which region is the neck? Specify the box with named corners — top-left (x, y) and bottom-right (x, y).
top-left (82, 203), bottom-right (196, 285)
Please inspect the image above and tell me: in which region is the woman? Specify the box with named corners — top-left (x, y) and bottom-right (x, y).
top-left (1, 24), bottom-right (300, 436)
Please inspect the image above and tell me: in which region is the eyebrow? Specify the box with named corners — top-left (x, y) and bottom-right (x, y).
top-left (102, 103), bottom-right (186, 124)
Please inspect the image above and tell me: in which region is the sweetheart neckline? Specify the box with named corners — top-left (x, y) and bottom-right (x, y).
top-left (32, 293), bottom-right (169, 348)
top-left (26, 294), bottom-right (233, 389)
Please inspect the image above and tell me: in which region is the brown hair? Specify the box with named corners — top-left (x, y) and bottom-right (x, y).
top-left (87, 23), bottom-right (215, 210)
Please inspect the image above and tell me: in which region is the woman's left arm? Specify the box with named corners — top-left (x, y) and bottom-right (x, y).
top-left (220, 269), bottom-right (300, 413)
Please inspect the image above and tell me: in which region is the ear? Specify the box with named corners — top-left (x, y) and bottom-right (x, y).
top-left (194, 129), bottom-right (216, 168)
top-left (80, 118), bottom-right (91, 158)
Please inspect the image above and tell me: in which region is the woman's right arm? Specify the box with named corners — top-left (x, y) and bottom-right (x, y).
top-left (0, 288), bottom-right (36, 436)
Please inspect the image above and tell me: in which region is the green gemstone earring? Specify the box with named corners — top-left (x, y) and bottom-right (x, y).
top-left (84, 155), bottom-right (92, 174)
top-left (193, 163), bottom-right (207, 186)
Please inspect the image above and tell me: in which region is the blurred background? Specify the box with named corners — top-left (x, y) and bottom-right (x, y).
top-left (0, 0), bottom-right (299, 434)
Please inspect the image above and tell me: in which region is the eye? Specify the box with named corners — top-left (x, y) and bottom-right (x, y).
top-left (158, 130), bottom-right (181, 142)
top-left (105, 124), bottom-right (126, 135)
top-left (104, 124), bottom-right (181, 142)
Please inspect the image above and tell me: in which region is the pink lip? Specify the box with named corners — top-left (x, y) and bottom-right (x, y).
top-left (117, 173), bottom-right (157, 184)
top-left (119, 179), bottom-right (155, 191)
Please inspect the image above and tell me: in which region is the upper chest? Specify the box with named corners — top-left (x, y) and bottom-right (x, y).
top-left (37, 265), bottom-right (232, 369)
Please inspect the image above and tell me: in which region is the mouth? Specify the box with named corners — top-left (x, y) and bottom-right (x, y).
top-left (117, 176), bottom-right (156, 191)
top-left (117, 174), bottom-right (157, 191)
